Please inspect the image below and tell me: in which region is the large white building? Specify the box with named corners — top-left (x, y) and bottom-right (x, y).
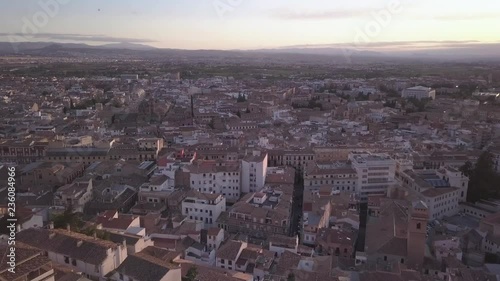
top-left (397, 166), bottom-right (469, 220)
top-left (402, 86), bottom-right (436, 100)
top-left (185, 162), bottom-right (241, 202)
top-left (182, 190), bottom-right (226, 228)
top-left (241, 152), bottom-right (268, 193)
top-left (349, 152), bottom-right (396, 200)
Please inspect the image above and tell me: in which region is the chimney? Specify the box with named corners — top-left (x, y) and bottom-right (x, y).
top-left (49, 221), bottom-right (54, 229)
top-left (66, 224), bottom-right (71, 232)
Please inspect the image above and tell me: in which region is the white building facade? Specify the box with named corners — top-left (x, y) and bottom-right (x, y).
top-left (187, 164), bottom-right (241, 202)
top-left (182, 191), bottom-right (226, 228)
top-left (241, 152), bottom-right (268, 193)
top-left (349, 152), bottom-right (396, 200)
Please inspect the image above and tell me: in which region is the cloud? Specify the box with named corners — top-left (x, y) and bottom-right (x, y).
top-left (271, 7), bottom-right (376, 20)
top-left (431, 13), bottom-right (500, 20)
top-left (0, 33), bottom-right (156, 43)
top-left (281, 40), bottom-right (481, 49)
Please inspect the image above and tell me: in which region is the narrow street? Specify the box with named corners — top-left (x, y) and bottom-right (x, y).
top-left (289, 172), bottom-right (304, 237)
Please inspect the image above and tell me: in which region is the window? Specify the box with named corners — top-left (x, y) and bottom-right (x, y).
top-left (384, 256), bottom-right (387, 261)
top-left (71, 259), bottom-right (77, 266)
top-left (417, 223), bottom-right (421, 230)
top-left (119, 273), bottom-right (124, 280)
top-left (64, 256), bottom-right (70, 264)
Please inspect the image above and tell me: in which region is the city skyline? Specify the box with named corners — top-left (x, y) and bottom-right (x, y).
top-left (1, 0), bottom-right (499, 50)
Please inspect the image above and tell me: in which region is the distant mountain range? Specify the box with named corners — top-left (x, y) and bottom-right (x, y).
top-left (0, 42), bottom-right (156, 53)
top-left (1, 41), bottom-right (499, 62)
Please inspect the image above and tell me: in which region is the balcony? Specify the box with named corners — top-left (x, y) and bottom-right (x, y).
top-left (28, 264), bottom-right (55, 281)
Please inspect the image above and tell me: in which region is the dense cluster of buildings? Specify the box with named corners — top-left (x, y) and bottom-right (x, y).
top-left (1, 69), bottom-right (500, 281)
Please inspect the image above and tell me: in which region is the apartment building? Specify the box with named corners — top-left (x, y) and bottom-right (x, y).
top-left (349, 152), bottom-right (396, 200)
top-left (215, 240), bottom-right (248, 271)
top-left (316, 227), bottom-right (357, 258)
top-left (268, 235), bottom-right (299, 257)
top-left (182, 190), bottom-right (226, 229)
top-left (304, 161), bottom-right (357, 194)
top-left (138, 175), bottom-right (174, 203)
top-left (137, 137), bottom-right (164, 152)
top-left (0, 139), bottom-right (47, 164)
top-left (268, 149), bottom-right (315, 174)
top-left (185, 161), bottom-right (241, 202)
top-left (412, 151), bottom-right (477, 170)
top-left (397, 166), bottom-right (469, 220)
top-left (54, 179), bottom-right (93, 213)
top-left (241, 152), bottom-right (268, 193)
top-left (302, 190), bottom-right (332, 246)
top-left (312, 146), bottom-right (363, 162)
top-left (402, 86), bottom-right (436, 100)
top-left (194, 146), bottom-right (238, 161)
top-left (46, 146), bottom-right (159, 165)
top-left (45, 148), bottom-right (109, 165)
top-left (420, 187), bottom-right (461, 219)
top-left (220, 187), bottom-right (292, 239)
top-left (17, 228), bottom-right (127, 281)
top-left (433, 236), bottom-right (462, 263)
top-left (204, 227), bottom-right (225, 251)
top-left (19, 161), bottom-right (85, 188)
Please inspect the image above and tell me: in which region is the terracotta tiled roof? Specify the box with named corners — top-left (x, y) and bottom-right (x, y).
top-left (216, 240), bottom-right (244, 261)
top-left (17, 228), bottom-right (119, 266)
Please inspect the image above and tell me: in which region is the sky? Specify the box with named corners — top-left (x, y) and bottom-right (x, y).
top-left (0, 0), bottom-right (499, 50)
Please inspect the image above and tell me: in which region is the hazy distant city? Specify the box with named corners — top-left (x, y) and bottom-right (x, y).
top-left (1, 1), bottom-right (500, 281)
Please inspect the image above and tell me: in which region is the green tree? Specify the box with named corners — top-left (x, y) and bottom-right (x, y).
top-left (52, 207), bottom-right (84, 230)
top-left (460, 152), bottom-right (500, 202)
top-left (208, 119), bottom-right (215, 129)
top-left (183, 266), bottom-right (198, 281)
